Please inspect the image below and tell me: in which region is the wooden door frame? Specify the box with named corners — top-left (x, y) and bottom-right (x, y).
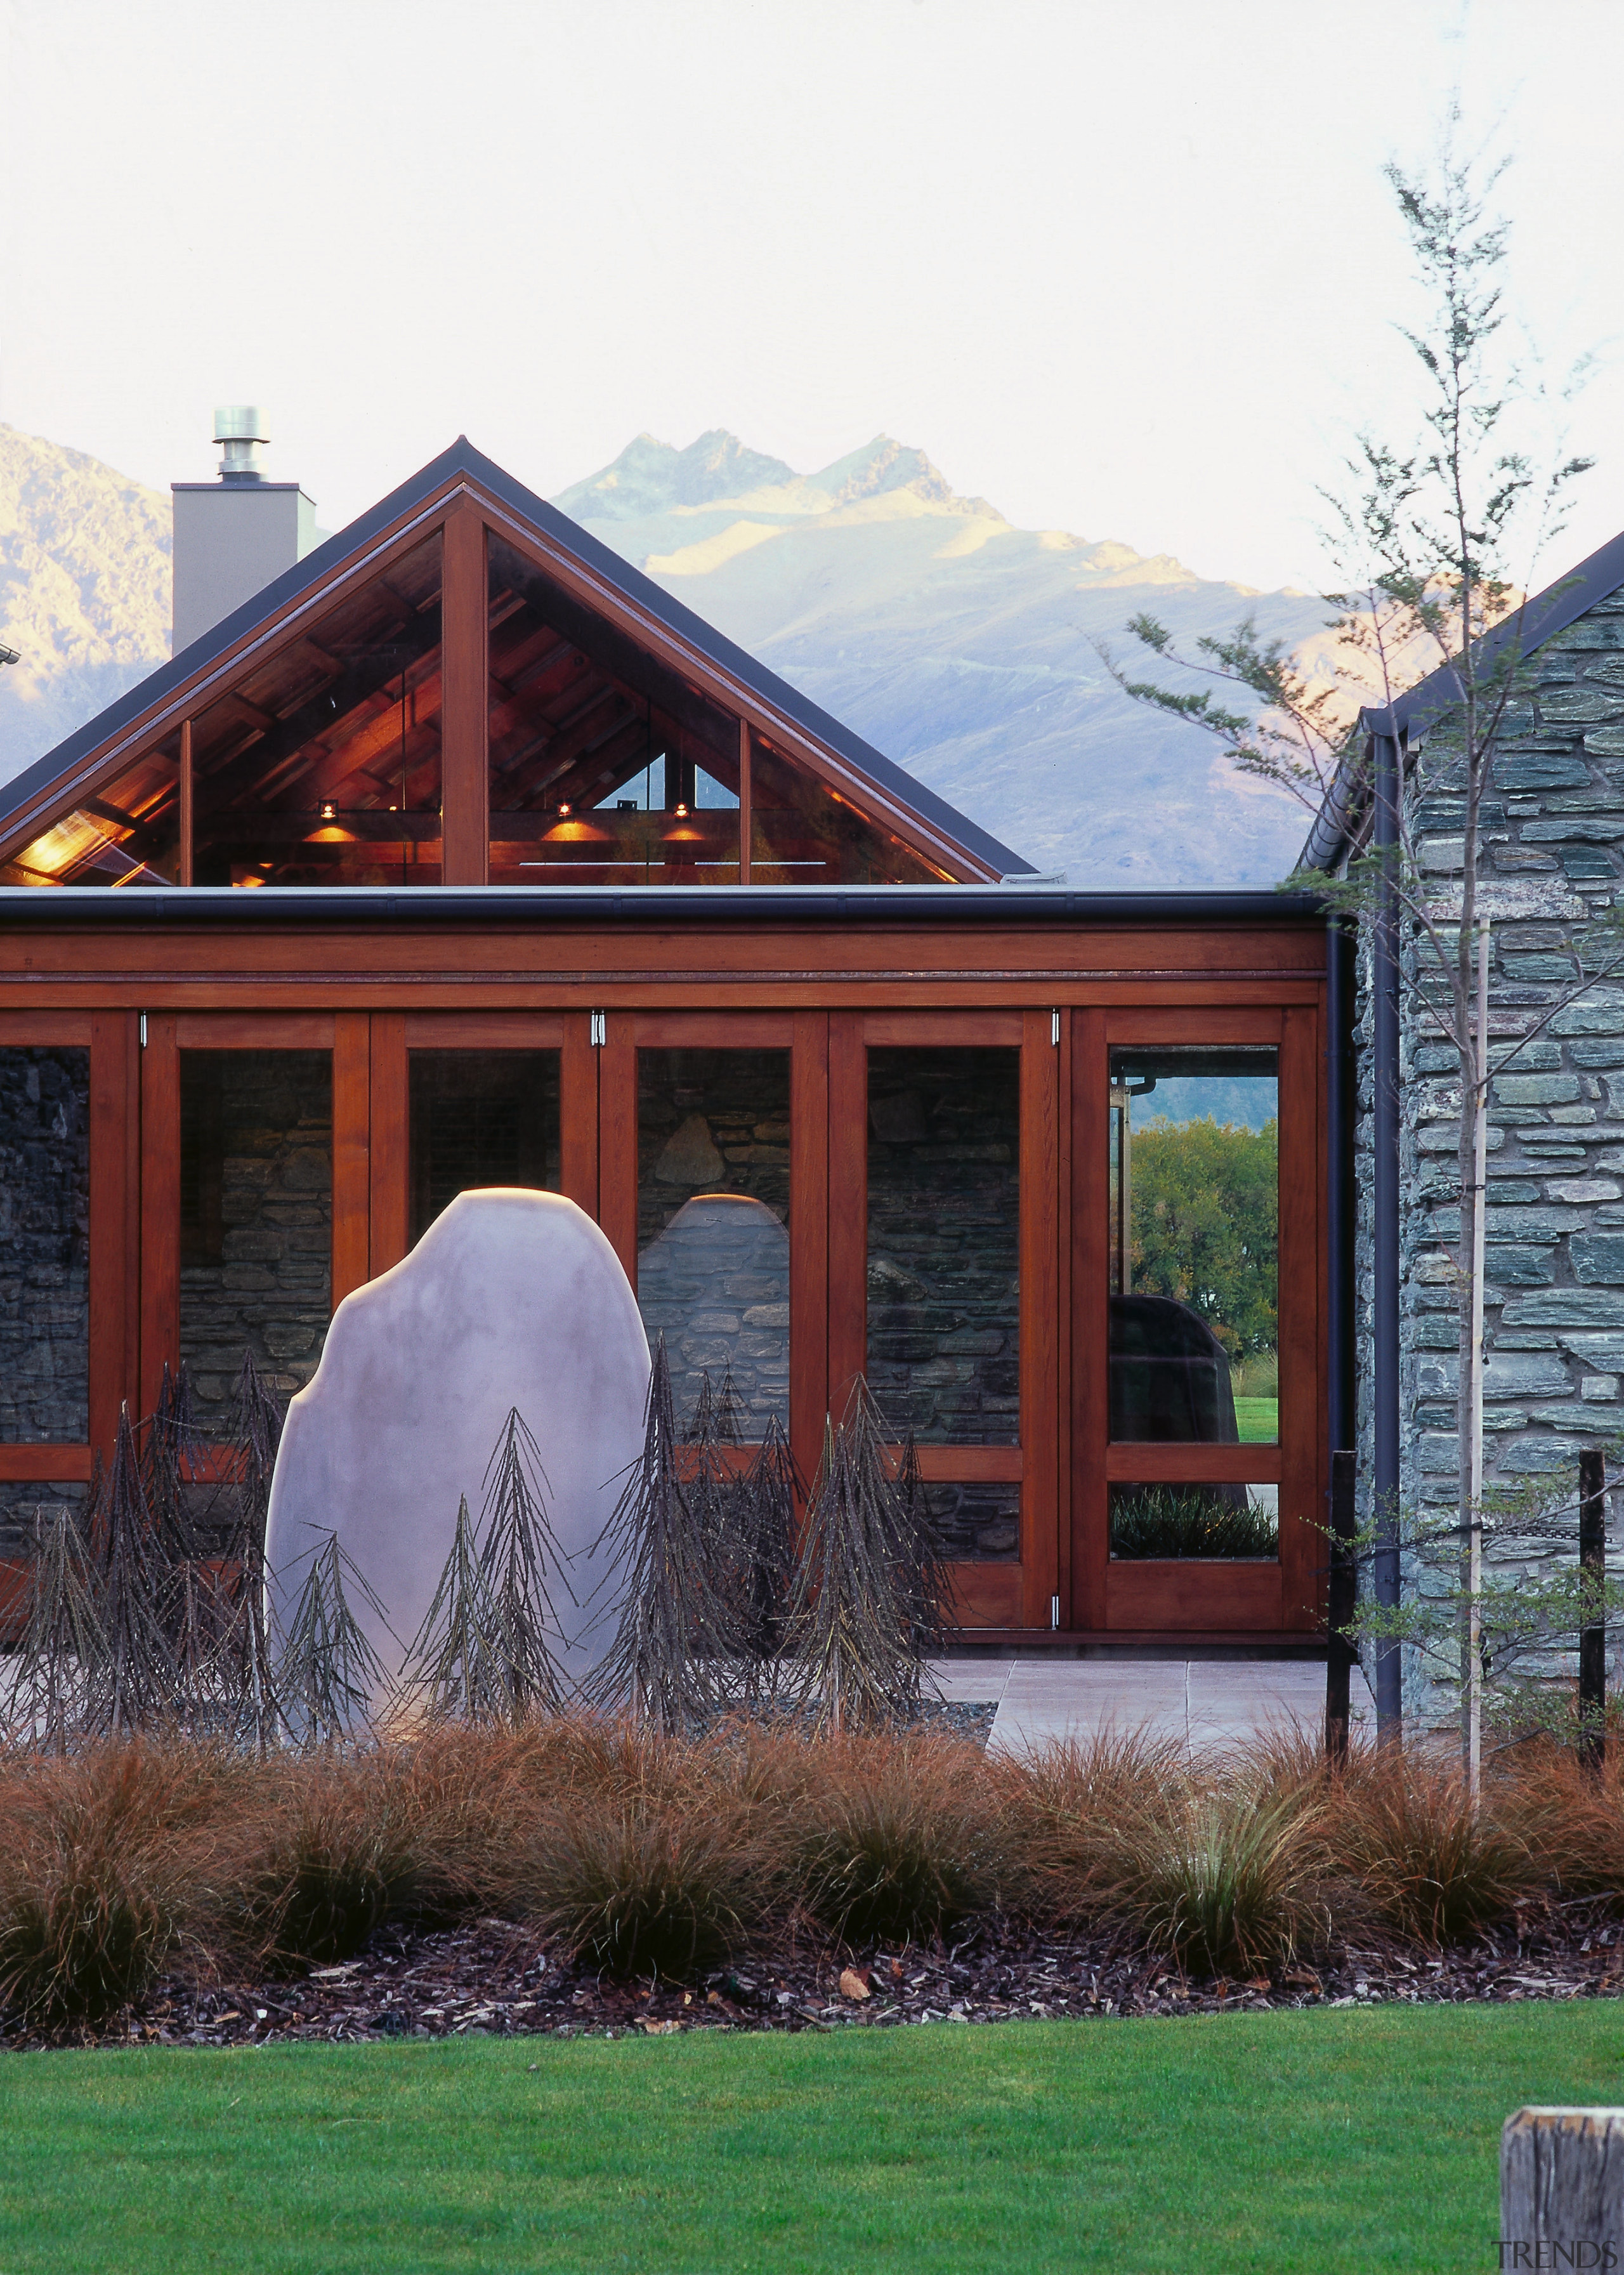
top-left (0, 1011), bottom-right (129, 1484)
top-left (368, 1011), bottom-right (598, 1279)
top-left (599, 1011), bottom-right (826, 1481)
top-left (829, 1009), bottom-right (1059, 1633)
top-left (1071, 1004), bottom-right (1323, 1635)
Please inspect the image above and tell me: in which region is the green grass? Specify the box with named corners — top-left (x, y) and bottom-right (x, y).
top-left (0, 2005), bottom-right (1618, 2272)
top-left (1234, 1396), bottom-right (1278, 1443)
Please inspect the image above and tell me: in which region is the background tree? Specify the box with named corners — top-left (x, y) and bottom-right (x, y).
top-left (1103, 108), bottom-right (1607, 1786)
top-left (1129, 1117), bottom-right (1278, 1359)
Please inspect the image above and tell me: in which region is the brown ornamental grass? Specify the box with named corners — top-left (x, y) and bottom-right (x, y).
top-left (0, 1715), bottom-right (1619, 2029)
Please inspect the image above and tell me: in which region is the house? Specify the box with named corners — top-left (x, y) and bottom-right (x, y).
top-left (0, 429), bottom-right (1334, 1646)
top-left (1300, 523), bottom-right (1624, 1725)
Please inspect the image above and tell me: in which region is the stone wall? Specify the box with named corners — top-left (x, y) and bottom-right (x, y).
top-left (1370, 577), bottom-right (1624, 1722)
top-left (179, 1051), bottom-right (333, 1424)
top-left (0, 1046), bottom-right (89, 1445)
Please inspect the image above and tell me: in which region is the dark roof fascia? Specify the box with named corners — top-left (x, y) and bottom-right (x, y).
top-left (0, 438), bottom-right (1034, 881)
top-left (0, 883), bottom-right (1328, 929)
top-left (1298, 521), bottom-right (1624, 874)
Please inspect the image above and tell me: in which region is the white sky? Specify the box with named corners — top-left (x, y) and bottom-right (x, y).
top-left (2, 0), bottom-right (1621, 594)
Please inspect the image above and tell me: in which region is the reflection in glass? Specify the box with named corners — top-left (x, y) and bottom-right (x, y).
top-left (409, 1052), bottom-right (560, 1246)
top-left (921, 1483), bottom-right (1019, 1563)
top-left (1109, 1482), bottom-right (1279, 1561)
top-left (0, 1479), bottom-right (88, 1559)
top-left (192, 535), bottom-right (443, 886)
top-left (0, 1047), bottom-right (89, 1441)
top-left (636, 1050), bottom-right (790, 1433)
top-left (867, 1047), bottom-right (1019, 1445)
top-left (1108, 1047), bottom-right (1278, 1444)
top-left (1, 737), bottom-right (183, 886)
top-left (180, 1052), bottom-right (332, 1423)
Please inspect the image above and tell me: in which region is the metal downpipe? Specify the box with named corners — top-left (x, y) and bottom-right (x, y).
top-left (1372, 730), bottom-right (1403, 1737)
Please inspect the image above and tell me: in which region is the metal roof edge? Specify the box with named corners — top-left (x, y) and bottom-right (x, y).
top-left (0, 882), bottom-right (1327, 928)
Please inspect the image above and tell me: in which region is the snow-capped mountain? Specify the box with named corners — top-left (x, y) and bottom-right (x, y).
top-left (0, 421), bottom-right (1330, 886)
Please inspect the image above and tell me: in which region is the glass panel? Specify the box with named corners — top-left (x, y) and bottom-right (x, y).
top-left (0, 1480), bottom-right (88, 1559)
top-left (180, 1051), bottom-right (332, 1426)
top-left (192, 534), bottom-right (442, 886)
top-left (750, 743), bottom-right (944, 885)
top-left (1108, 1046), bottom-right (1279, 1445)
top-left (0, 1047), bottom-right (89, 1441)
top-left (866, 1046), bottom-right (1019, 1445)
top-left (923, 1482), bottom-right (1020, 1563)
top-left (635, 1049), bottom-right (790, 1435)
top-left (1, 737), bottom-right (181, 886)
top-left (1110, 1481), bottom-right (1280, 1561)
top-left (409, 1051), bottom-right (561, 1247)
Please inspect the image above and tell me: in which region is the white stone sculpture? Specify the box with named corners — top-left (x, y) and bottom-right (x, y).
top-left (265, 1189), bottom-right (651, 1692)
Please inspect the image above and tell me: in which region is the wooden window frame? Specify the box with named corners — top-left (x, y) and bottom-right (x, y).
top-left (1072, 1004), bottom-right (1323, 1635)
top-left (368, 1010), bottom-right (598, 1276)
top-left (831, 1009), bottom-right (1059, 1633)
top-left (0, 1011), bottom-right (130, 1483)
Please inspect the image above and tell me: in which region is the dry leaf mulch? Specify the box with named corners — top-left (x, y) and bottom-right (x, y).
top-left (11, 1899), bottom-right (1623, 2054)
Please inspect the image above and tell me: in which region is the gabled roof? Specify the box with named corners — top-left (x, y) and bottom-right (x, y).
top-left (1299, 523), bottom-right (1624, 874)
top-left (0, 436), bottom-right (1033, 883)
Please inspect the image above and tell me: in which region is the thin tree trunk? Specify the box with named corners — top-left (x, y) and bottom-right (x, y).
top-left (1460, 917), bottom-right (1489, 1797)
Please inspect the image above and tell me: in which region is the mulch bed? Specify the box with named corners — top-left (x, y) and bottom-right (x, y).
top-left (10, 1899), bottom-right (1623, 2054)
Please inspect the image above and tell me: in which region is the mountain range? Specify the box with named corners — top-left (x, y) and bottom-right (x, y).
top-left (0, 422), bottom-right (1333, 885)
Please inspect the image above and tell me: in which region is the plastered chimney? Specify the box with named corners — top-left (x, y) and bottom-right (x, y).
top-left (171, 407), bottom-right (319, 655)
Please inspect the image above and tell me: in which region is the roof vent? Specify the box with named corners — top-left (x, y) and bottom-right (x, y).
top-left (214, 405), bottom-right (268, 485)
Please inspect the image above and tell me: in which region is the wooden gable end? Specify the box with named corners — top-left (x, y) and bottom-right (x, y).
top-left (0, 457), bottom-right (1010, 891)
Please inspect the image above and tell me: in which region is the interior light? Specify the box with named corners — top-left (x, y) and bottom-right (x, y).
top-left (674, 802), bottom-right (690, 818)
top-left (320, 801), bottom-right (336, 822)
top-left (558, 803), bottom-right (572, 817)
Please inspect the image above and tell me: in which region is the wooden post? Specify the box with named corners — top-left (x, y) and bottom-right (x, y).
top-left (1502, 2108), bottom-right (1624, 2264)
top-left (1580, 1448), bottom-right (1607, 1778)
top-left (738, 719), bottom-right (752, 884)
top-left (1326, 1448), bottom-right (1357, 1763)
top-left (440, 506), bottom-right (489, 885)
top-left (178, 719), bottom-right (193, 887)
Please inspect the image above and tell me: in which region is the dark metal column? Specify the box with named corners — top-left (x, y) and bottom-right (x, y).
top-left (1372, 728), bottom-right (1403, 1738)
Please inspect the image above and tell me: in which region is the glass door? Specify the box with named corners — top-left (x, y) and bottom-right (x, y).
top-left (828, 1012), bottom-right (1059, 1632)
top-left (1072, 1007), bottom-right (1321, 1633)
top-left (598, 1013), bottom-right (827, 1472)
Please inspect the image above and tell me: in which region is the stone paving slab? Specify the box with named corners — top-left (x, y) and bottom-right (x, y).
top-left (929, 1654), bottom-right (1376, 1759)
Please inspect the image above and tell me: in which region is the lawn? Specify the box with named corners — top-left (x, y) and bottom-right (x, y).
top-left (1233, 1396), bottom-right (1279, 1443)
top-left (1, 2005), bottom-right (1618, 2272)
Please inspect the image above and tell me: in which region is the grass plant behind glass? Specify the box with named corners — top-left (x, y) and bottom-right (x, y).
top-left (1110, 1484), bottom-right (1278, 1561)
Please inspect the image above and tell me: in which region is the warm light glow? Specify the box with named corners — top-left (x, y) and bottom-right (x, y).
top-left (307, 826), bottom-right (357, 844)
top-left (558, 803), bottom-right (572, 817)
top-left (544, 817), bottom-right (613, 844)
top-left (673, 802), bottom-right (689, 818)
top-left (320, 801), bottom-right (336, 821)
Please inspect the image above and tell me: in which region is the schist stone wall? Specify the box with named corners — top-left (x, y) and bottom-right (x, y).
top-left (0, 1046), bottom-right (89, 1449)
top-left (1358, 575), bottom-right (1624, 1721)
top-left (179, 1051), bottom-right (334, 1424)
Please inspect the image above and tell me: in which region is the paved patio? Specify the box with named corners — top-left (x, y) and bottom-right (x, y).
top-left (930, 1653), bottom-right (1377, 1758)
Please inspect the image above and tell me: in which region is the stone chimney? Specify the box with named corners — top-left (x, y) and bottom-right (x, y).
top-left (171, 407), bottom-right (319, 655)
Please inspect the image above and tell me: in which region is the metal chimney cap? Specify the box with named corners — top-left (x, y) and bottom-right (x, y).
top-left (213, 405), bottom-right (268, 443)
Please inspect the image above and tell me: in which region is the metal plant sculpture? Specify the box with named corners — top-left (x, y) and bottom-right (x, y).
top-left (142, 1361), bottom-right (204, 1565)
top-left (585, 1337), bottom-right (745, 1732)
top-left (273, 1529), bottom-right (392, 1750)
top-left (732, 1415), bottom-right (802, 1681)
top-left (87, 1403), bottom-right (181, 1738)
top-left (3, 1502), bottom-right (105, 1749)
top-left (208, 1351), bottom-right (284, 1749)
top-left (783, 1379), bottom-right (950, 1732)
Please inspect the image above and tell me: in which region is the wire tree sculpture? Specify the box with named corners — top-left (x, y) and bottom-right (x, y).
top-left (396, 1412), bottom-right (573, 1725)
top-left (273, 1530), bottom-right (393, 1750)
top-left (3, 1501), bottom-right (105, 1750)
top-left (207, 1351), bottom-right (284, 1750)
top-left (733, 1415), bottom-right (802, 1685)
top-left (584, 1337), bottom-right (746, 1732)
top-left (142, 1361), bottom-right (204, 1566)
top-left (86, 1403), bottom-right (181, 1738)
top-left (783, 1379), bottom-right (951, 1732)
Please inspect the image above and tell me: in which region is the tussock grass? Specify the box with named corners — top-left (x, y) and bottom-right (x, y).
top-left (0, 1714), bottom-right (1616, 2025)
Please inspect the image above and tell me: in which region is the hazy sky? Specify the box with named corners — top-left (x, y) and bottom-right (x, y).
top-left (3, 0), bottom-right (1621, 594)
